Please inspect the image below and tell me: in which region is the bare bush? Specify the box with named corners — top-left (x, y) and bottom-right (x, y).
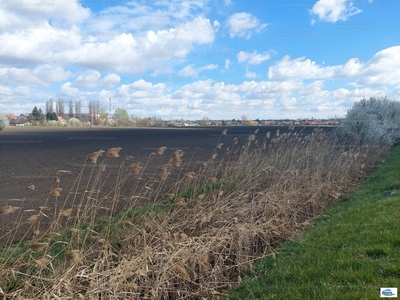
top-left (68, 117), bottom-right (82, 127)
top-left (0, 114), bottom-right (9, 131)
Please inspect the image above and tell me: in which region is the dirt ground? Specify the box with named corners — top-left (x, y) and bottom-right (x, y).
top-left (0, 125), bottom-right (325, 244)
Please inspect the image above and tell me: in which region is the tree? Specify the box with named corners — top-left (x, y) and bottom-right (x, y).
top-left (338, 97), bottom-right (400, 146)
top-left (38, 108), bottom-right (44, 121)
top-left (56, 98), bottom-right (65, 115)
top-left (114, 108), bottom-right (129, 125)
top-left (69, 99), bottom-right (74, 118)
top-left (88, 100), bottom-right (100, 122)
top-left (75, 100), bottom-right (82, 120)
top-left (46, 98), bottom-right (53, 114)
top-left (198, 116), bottom-right (210, 126)
top-left (31, 106), bottom-right (40, 120)
top-left (46, 111), bottom-right (58, 121)
top-left (29, 106), bottom-right (44, 123)
top-left (99, 108), bottom-right (108, 120)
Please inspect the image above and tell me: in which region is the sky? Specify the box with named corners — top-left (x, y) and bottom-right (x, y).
top-left (0, 0), bottom-right (399, 120)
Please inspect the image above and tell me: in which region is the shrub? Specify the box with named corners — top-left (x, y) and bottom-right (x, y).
top-left (47, 120), bottom-right (59, 127)
top-left (68, 117), bottom-right (82, 127)
top-left (338, 97), bottom-right (400, 146)
top-left (0, 114), bottom-right (9, 131)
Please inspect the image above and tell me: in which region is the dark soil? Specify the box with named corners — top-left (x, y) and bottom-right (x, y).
top-left (0, 125), bottom-right (328, 245)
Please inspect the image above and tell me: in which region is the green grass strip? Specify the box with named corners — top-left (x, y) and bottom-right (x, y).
top-left (230, 143), bottom-right (400, 300)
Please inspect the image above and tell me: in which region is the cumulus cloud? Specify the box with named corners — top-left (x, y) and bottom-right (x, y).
top-left (245, 70), bottom-right (257, 78)
top-left (309, 0), bottom-right (362, 23)
top-left (268, 55), bottom-right (340, 80)
top-left (0, 64), bottom-right (71, 85)
top-left (117, 79), bottom-right (166, 100)
top-left (237, 51), bottom-right (271, 65)
top-left (359, 46), bottom-right (400, 86)
top-left (73, 70), bottom-right (121, 88)
top-left (178, 64), bottom-right (218, 77)
top-left (60, 82), bottom-right (80, 97)
top-left (0, 16), bottom-right (216, 74)
top-left (0, 0), bottom-right (90, 30)
top-left (339, 58), bottom-right (363, 76)
top-left (268, 46), bottom-right (400, 86)
top-left (225, 12), bottom-right (268, 38)
top-left (101, 74), bottom-right (121, 87)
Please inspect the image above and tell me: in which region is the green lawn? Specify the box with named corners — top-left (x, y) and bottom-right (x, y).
top-left (230, 143), bottom-right (400, 300)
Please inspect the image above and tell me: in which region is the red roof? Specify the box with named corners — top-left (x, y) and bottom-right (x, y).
top-left (6, 114), bottom-right (18, 120)
top-left (57, 116), bottom-right (67, 123)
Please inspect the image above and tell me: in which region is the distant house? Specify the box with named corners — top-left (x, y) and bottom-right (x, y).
top-left (6, 114), bottom-right (18, 125)
top-left (306, 120), bottom-right (319, 125)
top-left (16, 113), bottom-right (29, 124)
top-left (263, 121), bottom-right (275, 125)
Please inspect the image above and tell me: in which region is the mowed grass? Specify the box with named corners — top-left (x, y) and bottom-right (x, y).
top-left (230, 143), bottom-right (400, 300)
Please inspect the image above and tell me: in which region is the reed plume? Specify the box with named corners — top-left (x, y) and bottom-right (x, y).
top-left (106, 147), bottom-right (121, 158)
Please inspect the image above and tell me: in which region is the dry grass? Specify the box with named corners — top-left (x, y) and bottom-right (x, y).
top-left (0, 128), bottom-right (388, 299)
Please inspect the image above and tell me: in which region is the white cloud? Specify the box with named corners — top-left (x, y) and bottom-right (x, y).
top-left (0, 23), bottom-right (82, 62)
top-left (225, 59), bottom-right (230, 70)
top-left (101, 74), bottom-right (121, 87)
top-left (358, 46), bottom-right (400, 86)
top-left (178, 64), bottom-right (218, 77)
top-left (84, 0), bottom-right (208, 33)
top-left (0, 64), bottom-right (71, 85)
top-left (339, 58), bottom-right (363, 76)
top-left (0, 17), bottom-right (216, 75)
top-left (225, 12), bottom-right (268, 38)
top-left (268, 46), bottom-right (400, 86)
top-left (5, 71), bottom-right (391, 119)
top-left (178, 65), bottom-right (197, 77)
top-left (73, 70), bottom-right (121, 88)
top-left (268, 55), bottom-right (339, 80)
top-left (117, 79), bottom-right (166, 100)
top-left (310, 0), bottom-right (362, 23)
top-left (225, 0), bottom-right (232, 5)
top-left (60, 82), bottom-right (80, 97)
top-left (0, 0), bottom-right (90, 30)
top-left (213, 20), bottom-right (221, 30)
top-left (74, 70), bottom-right (101, 88)
top-left (237, 51), bottom-right (271, 65)
top-left (245, 70), bottom-right (257, 78)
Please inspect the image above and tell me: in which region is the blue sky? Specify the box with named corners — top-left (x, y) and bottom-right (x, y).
top-left (1, 0), bottom-right (399, 120)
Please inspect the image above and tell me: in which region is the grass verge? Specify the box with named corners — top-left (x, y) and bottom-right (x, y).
top-left (230, 143), bottom-right (400, 300)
